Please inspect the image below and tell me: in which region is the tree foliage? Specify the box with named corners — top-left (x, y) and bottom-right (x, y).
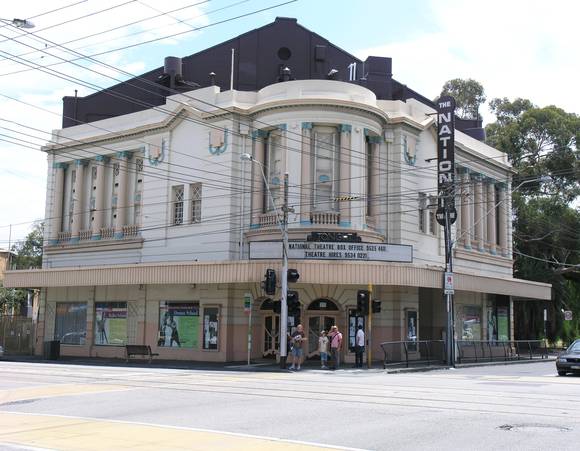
top-left (438, 78), bottom-right (486, 120)
top-left (0, 222), bottom-right (43, 314)
top-left (486, 98), bottom-right (580, 202)
top-left (10, 222), bottom-right (43, 270)
top-left (485, 97), bottom-right (580, 342)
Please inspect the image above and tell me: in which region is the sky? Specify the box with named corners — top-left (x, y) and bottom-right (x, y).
top-left (0, 0), bottom-right (578, 248)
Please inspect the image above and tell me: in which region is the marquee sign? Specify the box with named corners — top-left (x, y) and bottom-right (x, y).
top-left (436, 95), bottom-right (457, 226)
top-left (249, 241), bottom-right (413, 263)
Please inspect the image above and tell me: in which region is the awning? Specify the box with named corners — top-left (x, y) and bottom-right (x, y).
top-left (3, 260), bottom-right (551, 300)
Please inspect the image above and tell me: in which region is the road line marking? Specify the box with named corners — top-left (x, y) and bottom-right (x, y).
top-left (0, 412), bottom-right (368, 451)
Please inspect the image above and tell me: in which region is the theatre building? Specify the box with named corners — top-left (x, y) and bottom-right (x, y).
top-left (4, 18), bottom-right (550, 363)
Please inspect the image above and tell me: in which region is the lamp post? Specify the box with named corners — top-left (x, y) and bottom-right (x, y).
top-left (241, 153), bottom-right (290, 369)
top-left (0, 18), bottom-right (35, 29)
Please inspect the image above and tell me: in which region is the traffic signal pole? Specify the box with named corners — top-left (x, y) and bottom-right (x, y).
top-left (279, 173), bottom-right (289, 369)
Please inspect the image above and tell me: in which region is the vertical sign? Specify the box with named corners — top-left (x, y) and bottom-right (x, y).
top-left (436, 95), bottom-right (457, 225)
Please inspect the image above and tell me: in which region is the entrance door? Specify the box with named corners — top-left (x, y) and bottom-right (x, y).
top-left (307, 315), bottom-right (336, 357)
top-left (263, 314), bottom-right (280, 357)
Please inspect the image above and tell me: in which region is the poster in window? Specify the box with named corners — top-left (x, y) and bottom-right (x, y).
top-left (95, 302), bottom-right (127, 346)
top-left (462, 306), bottom-right (482, 340)
top-left (55, 303), bottom-right (87, 345)
top-left (348, 309), bottom-right (365, 352)
top-left (203, 308), bottom-right (219, 350)
top-left (497, 306), bottom-right (509, 342)
top-left (406, 310), bottom-right (418, 351)
top-left (158, 302), bottom-right (199, 348)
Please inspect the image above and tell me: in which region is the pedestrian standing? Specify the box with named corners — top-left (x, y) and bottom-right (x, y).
top-left (319, 330), bottom-right (329, 369)
top-left (328, 325), bottom-right (343, 370)
top-left (355, 325), bottom-right (365, 368)
top-left (289, 324), bottom-right (306, 370)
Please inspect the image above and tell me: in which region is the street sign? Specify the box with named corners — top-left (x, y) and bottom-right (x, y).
top-left (564, 310), bottom-right (573, 321)
top-left (444, 271), bottom-right (454, 295)
top-left (244, 293), bottom-right (252, 314)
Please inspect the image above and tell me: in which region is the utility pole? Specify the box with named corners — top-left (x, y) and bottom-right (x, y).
top-left (279, 173), bottom-right (290, 369)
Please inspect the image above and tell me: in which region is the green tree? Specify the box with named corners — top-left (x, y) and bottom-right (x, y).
top-left (438, 78), bottom-right (486, 120)
top-left (485, 98), bottom-right (580, 342)
top-left (0, 284), bottom-right (27, 315)
top-left (486, 99), bottom-right (580, 202)
top-left (10, 222), bottom-right (43, 270)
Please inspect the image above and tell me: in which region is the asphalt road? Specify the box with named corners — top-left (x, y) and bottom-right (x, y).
top-left (0, 360), bottom-right (578, 450)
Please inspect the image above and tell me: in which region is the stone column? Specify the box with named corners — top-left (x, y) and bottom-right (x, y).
top-left (250, 130), bottom-right (266, 227)
top-left (339, 124), bottom-right (351, 226)
top-left (92, 155), bottom-right (108, 239)
top-left (49, 162), bottom-right (67, 245)
top-left (497, 183), bottom-right (508, 256)
top-left (473, 173), bottom-right (485, 251)
top-left (114, 151), bottom-right (131, 238)
top-left (300, 123), bottom-right (313, 224)
top-left (461, 170), bottom-right (471, 249)
top-left (487, 179), bottom-right (497, 254)
top-left (71, 160), bottom-right (85, 242)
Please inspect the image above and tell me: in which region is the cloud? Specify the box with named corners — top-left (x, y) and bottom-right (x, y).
top-left (356, 0), bottom-right (580, 119)
top-left (0, 0), bottom-right (211, 244)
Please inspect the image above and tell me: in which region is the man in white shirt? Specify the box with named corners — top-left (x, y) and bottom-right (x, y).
top-left (355, 325), bottom-right (365, 368)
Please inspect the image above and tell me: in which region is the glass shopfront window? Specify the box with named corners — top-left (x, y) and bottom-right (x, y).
top-left (158, 302), bottom-right (199, 348)
top-left (95, 302), bottom-right (127, 346)
top-left (462, 305), bottom-right (482, 340)
top-left (55, 302), bottom-right (87, 345)
top-left (203, 307), bottom-right (219, 350)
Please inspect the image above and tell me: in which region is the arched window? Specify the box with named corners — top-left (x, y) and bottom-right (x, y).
top-left (307, 299), bottom-right (339, 311)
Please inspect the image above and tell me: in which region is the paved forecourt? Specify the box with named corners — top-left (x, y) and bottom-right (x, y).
top-left (0, 360), bottom-right (579, 450)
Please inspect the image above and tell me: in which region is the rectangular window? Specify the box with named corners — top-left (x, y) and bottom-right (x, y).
top-left (428, 196), bottom-right (437, 235)
top-left (313, 127), bottom-right (338, 211)
top-left (203, 307), bottom-right (219, 350)
top-left (158, 302), bottom-right (199, 348)
top-left (95, 302), bottom-right (127, 346)
top-left (418, 193), bottom-right (427, 232)
top-left (172, 185), bottom-right (184, 225)
top-left (190, 183), bottom-right (202, 223)
top-left (54, 302), bottom-right (87, 345)
top-left (266, 131), bottom-right (283, 211)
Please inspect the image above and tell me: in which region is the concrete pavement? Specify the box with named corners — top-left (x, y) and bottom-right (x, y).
top-left (0, 360), bottom-right (578, 450)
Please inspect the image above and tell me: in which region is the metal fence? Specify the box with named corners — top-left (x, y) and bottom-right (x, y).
top-left (379, 340), bottom-right (447, 369)
top-left (456, 339), bottom-right (548, 363)
top-left (0, 316), bottom-right (34, 355)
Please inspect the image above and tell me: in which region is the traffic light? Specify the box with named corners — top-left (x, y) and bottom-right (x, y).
top-left (372, 300), bottom-right (381, 314)
top-left (287, 290), bottom-right (300, 314)
top-left (287, 268), bottom-right (300, 283)
top-left (262, 269), bottom-right (276, 295)
top-left (357, 290), bottom-right (370, 315)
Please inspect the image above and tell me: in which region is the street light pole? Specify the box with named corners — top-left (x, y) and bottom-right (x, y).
top-left (241, 153), bottom-right (290, 369)
top-left (279, 173), bottom-right (289, 369)
top-left (0, 18), bottom-right (35, 29)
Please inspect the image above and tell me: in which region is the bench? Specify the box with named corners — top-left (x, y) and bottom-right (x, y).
top-left (125, 345), bottom-right (159, 363)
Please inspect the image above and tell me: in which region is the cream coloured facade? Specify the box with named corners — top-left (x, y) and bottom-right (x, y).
top-left (4, 78), bottom-right (551, 363)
